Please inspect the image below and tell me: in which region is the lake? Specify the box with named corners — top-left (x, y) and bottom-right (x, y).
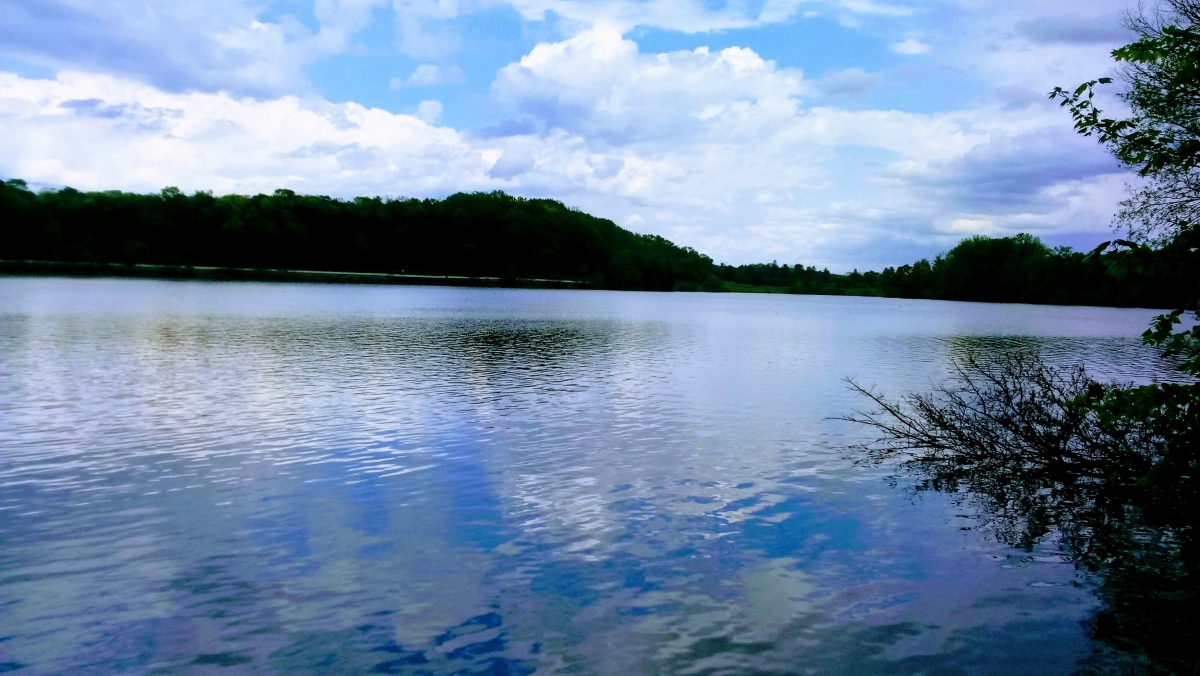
top-left (0, 278), bottom-right (1176, 675)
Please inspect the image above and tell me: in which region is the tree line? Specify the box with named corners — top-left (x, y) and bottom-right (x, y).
top-left (0, 180), bottom-right (713, 291)
top-left (1, 177), bottom-right (1194, 308)
top-left (715, 232), bottom-right (1195, 308)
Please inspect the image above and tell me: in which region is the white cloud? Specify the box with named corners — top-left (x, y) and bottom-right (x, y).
top-left (388, 0), bottom-right (890, 39)
top-left (392, 0), bottom-right (464, 58)
top-left (392, 64), bottom-right (467, 88)
top-left (485, 28), bottom-right (1124, 266)
top-left (0, 71), bottom-right (479, 197)
top-left (936, 0), bottom-right (1130, 90)
top-left (0, 0), bottom-right (828, 93)
top-left (415, 99), bottom-right (444, 122)
top-left (888, 37), bottom-right (929, 55)
top-left (836, 0), bottom-right (913, 17)
top-left (816, 67), bottom-right (881, 100)
top-left (493, 27), bottom-right (808, 143)
top-left (487, 148), bottom-right (537, 179)
top-left (0, 17), bottom-right (1136, 269)
top-left (1016, 14), bottom-right (1132, 45)
top-left (0, 0), bottom-right (389, 96)
top-left (495, 29), bottom-right (978, 157)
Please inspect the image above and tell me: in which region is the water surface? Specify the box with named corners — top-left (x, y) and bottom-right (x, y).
top-left (0, 278), bottom-right (1175, 674)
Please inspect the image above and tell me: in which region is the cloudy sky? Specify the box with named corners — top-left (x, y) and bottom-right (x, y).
top-left (0, 0), bottom-right (1138, 268)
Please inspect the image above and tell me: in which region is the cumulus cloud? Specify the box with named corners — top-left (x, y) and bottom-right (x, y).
top-left (0, 0), bottom-right (829, 95)
top-left (493, 27), bottom-right (807, 143)
top-left (394, 64), bottom-right (467, 87)
top-left (392, 0), bottom-right (464, 58)
top-left (942, 0), bottom-right (1130, 91)
top-left (483, 28), bottom-right (1120, 266)
top-left (816, 67), bottom-right (881, 100)
top-left (894, 128), bottom-right (1120, 214)
top-left (878, 124), bottom-right (1126, 243)
top-left (496, 30), bottom-right (977, 156)
top-left (1016, 14), bottom-right (1132, 45)
top-left (837, 0), bottom-right (913, 17)
top-left (487, 148), bottom-right (537, 179)
top-left (388, 0), bottom-right (914, 42)
top-left (499, 0), bottom-right (807, 33)
top-left (0, 0), bottom-right (392, 97)
top-left (414, 99), bottom-right (444, 122)
top-left (472, 118), bottom-right (539, 139)
top-left (0, 0), bottom-right (913, 88)
top-left (0, 14), bottom-right (1139, 269)
top-left (0, 71), bottom-right (480, 196)
top-left (888, 37), bottom-right (929, 55)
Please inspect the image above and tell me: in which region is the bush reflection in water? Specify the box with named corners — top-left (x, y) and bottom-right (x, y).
top-left (847, 343), bottom-right (1198, 673)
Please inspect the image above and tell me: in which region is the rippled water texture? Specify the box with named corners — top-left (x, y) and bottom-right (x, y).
top-left (0, 278), bottom-right (1179, 675)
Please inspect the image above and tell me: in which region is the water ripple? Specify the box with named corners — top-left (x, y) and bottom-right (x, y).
top-left (0, 279), bottom-right (1172, 674)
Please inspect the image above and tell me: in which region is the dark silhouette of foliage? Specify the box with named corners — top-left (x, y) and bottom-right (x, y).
top-left (0, 178), bottom-right (1189, 307)
top-left (0, 180), bottom-right (713, 291)
top-left (844, 2), bottom-right (1200, 670)
top-left (844, 350), bottom-right (1198, 673)
top-left (713, 234), bottom-right (1183, 308)
top-left (1051, 0), bottom-right (1200, 243)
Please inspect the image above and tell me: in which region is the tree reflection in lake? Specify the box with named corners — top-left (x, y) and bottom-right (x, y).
top-left (845, 347), bottom-right (1198, 673)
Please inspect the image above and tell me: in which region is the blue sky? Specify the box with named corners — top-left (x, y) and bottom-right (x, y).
top-left (0, 0), bottom-right (1137, 269)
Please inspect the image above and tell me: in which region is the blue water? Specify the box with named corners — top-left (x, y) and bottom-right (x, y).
top-left (0, 278), bottom-right (1176, 674)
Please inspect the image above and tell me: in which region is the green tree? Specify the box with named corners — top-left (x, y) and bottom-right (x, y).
top-left (1052, 0), bottom-right (1200, 370)
top-left (0, 184), bottom-right (715, 291)
top-left (1051, 0), bottom-right (1200, 243)
top-left (934, 234), bottom-right (1052, 303)
top-left (844, 4), bottom-right (1200, 670)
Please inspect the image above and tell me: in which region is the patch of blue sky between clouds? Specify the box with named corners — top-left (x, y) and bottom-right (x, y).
top-left (255, 0), bottom-right (323, 31)
top-left (629, 16), bottom-right (980, 114)
top-left (0, 55), bottom-right (58, 81)
top-left (305, 5), bottom-right (567, 129)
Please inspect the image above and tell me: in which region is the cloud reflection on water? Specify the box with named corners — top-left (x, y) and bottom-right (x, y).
top-left (0, 279), bottom-right (1174, 673)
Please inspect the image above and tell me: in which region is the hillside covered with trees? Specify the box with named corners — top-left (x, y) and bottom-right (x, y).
top-left (0, 179), bottom-right (713, 291)
top-left (0, 178), bottom-right (1193, 307)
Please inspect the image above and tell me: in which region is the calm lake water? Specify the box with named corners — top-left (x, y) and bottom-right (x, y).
top-left (0, 278), bottom-right (1178, 675)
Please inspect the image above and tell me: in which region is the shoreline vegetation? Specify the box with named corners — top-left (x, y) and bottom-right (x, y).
top-left (0, 259), bottom-right (588, 289)
top-left (1, 178), bottom-right (1193, 308)
top-left (850, 0), bottom-right (1200, 670)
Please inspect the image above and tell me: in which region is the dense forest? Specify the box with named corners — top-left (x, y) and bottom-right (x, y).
top-left (0, 179), bottom-right (713, 291)
top-left (1, 178), bottom-right (1194, 307)
top-left (715, 232), bottom-right (1198, 308)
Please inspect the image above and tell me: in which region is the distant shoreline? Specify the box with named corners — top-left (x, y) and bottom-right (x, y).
top-left (3, 181), bottom-right (1185, 307)
top-left (0, 259), bottom-right (589, 289)
top-left (0, 259), bottom-right (1175, 311)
